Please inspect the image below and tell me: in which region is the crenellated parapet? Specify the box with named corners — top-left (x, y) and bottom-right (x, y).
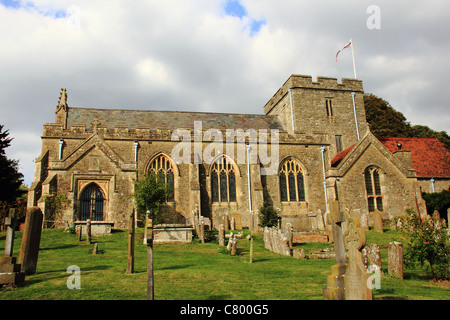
top-left (264, 74), bottom-right (363, 115)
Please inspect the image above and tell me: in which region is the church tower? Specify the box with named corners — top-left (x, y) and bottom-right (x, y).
top-left (263, 74), bottom-right (368, 160)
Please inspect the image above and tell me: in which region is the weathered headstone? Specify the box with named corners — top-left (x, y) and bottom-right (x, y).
top-left (362, 243), bottom-right (382, 273)
top-left (0, 209), bottom-right (25, 287)
top-left (360, 212), bottom-right (369, 230)
top-left (293, 248), bottom-right (306, 259)
top-left (218, 224), bottom-right (225, 246)
top-left (323, 201), bottom-right (346, 300)
top-left (4, 208), bottom-right (17, 257)
top-left (230, 235), bottom-right (237, 256)
top-left (373, 210), bottom-right (383, 233)
top-left (344, 209), bottom-right (373, 300)
top-left (227, 232), bottom-right (234, 251)
top-left (18, 207), bottom-right (43, 275)
top-left (432, 210), bottom-right (440, 221)
top-left (388, 242), bottom-right (403, 279)
top-left (230, 217), bottom-right (236, 231)
top-left (92, 243), bottom-right (99, 255)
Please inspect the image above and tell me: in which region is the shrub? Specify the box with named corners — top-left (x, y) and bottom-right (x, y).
top-left (132, 172), bottom-right (173, 224)
top-left (399, 209), bottom-right (449, 281)
top-left (258, 202), bottom-right (279, 228)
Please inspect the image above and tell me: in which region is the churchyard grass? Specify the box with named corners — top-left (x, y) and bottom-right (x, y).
top-left (0, 227), bottom-right (448, 300)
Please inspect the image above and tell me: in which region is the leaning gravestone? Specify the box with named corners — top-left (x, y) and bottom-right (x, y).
top-left (18, 207), bottom-right (43, 275)
top-left (344, 209), bottom-right (373, 300)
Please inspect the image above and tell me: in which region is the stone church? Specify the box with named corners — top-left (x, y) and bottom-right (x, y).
top-left (27, 74), bottom-right (450, 236)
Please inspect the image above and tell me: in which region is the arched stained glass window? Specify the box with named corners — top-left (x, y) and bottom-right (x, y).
top-left (364, 167), bottom-right (383, 212)
top-left (279, 158), bottom-right (305, 202)
top-left (211, 155), bottom-right (236, 203)
top-left (148, 154), bottom-right (175, 202)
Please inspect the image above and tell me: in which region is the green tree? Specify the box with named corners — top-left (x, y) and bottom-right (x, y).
top-left (364, 94), bottom-right (450, 150)
top-left (364, 93), bottom-right (412, 137)
top-left (132, 172), bottom-right (173, 224)
top-left (399, 210), bottom-right (449, 281)
top-left (422, 190), bottom-right (450, 220)
top-left (0, 124), bottom-right (24, 203)
top-left (258, 202), bottom-right (279, 228)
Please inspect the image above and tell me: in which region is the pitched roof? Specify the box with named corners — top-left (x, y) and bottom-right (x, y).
top-left (330, 143), bottom-right (356, 167)
top-left (66, 107), bottom-right (285, 131)
top-left (331, 136), bottom-right (450, 178)
top-left (377, 137), bottom-right (450, 178)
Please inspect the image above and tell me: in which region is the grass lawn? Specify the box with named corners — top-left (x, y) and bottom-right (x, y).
top-left (0, 227), bottom-right (448, 300)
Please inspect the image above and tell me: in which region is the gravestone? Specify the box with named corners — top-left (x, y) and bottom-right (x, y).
top-left (0, 209), bottom-right (26, 287)
top-left (18, 207), bottom-right (43, 275)
top-left (293, 248), bottom-right (306, 259)
top-left (218, 224), bottom-right (225, 246)
top-left (263, 227), bottom-right (291, 256)
top-left (230, 236), bottom-right (237, 256)
top-left (373, 210), bottom-right (383, 233)
top-left (344, 209), bottom-right (373, 300)
top-left (323, 201), bottom-right (346, 300)
top-left (388, 242), bottom-right (403, 279)
top-left (4, 208), bottom-right (17, 257)
top-left (362, 244), bottom-right (382, 273)
top-left (227, 232), bottom-right (234, 251)
top-left (360, 212), bottom-right (369, 230)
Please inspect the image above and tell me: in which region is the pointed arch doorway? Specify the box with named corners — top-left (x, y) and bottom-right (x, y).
top-left (80, 183), bottom-right (105, 221)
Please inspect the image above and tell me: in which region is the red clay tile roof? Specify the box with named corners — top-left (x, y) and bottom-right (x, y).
top-left (331, 137), bottom-right (450, 178)
top-left (377, 137), bottom-right (450, 178)
top-left (331, 143), bottom-right (356, 167)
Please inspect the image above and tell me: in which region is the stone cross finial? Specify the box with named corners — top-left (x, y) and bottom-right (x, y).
top-left (91, 119), bottom-right (101, 134)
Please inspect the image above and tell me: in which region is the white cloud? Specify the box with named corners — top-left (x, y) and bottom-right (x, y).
top-left (1, 0), bottom-right (449, 186)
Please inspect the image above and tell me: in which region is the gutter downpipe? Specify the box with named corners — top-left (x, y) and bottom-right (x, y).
top-left (320, 146), bottom-right (328, 212)
top-left (289, 88), bottom-right (295, 133)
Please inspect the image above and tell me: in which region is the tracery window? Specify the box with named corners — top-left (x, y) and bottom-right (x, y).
top-left (211, 155), bottom-right (237, 203)
top-left (148, 154), bottom-right (175, 202)
top-left (364, 167), bottom-right (383, 212)
top-left (279, 158), bottom-right (305, 202)
top-left (80, 183), bottom-right (104, 221)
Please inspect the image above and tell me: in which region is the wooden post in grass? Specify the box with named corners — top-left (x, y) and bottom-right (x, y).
top-left (127, 209), bottom-right (135, 274)
top-left (86, 219), bottom-right (92, 245)
top-left (146, 213), bottom-right (154, 300)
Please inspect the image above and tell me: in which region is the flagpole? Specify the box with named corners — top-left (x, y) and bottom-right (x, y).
top-left (351, 37), bottom-right (357, 79)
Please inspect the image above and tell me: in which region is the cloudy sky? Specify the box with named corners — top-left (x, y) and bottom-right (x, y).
top-left (1, 0), bottom-right (449, 186)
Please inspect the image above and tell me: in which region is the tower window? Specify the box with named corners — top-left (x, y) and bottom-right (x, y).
top-left (326, 99), bottom-right (334, 117)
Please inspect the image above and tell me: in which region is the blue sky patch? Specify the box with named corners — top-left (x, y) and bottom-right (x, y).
top-left (0, 0), bottom-right (67, 18)
top-left (223, 0), bottom-right (266, 36)
top-left (224, 0), bottom-right (247, 19)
